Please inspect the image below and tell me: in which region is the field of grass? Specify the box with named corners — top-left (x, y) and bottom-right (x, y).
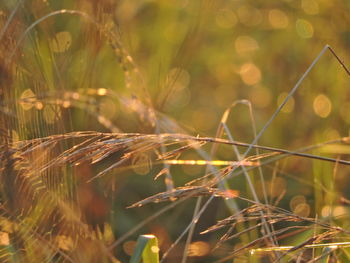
top-left (0, 0), bottom-right (350, 262)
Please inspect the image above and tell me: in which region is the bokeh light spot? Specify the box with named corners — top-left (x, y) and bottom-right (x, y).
top-left (239, 63), bottom-right (261, 86)
top-left (235, 36), bottom-right (259, 55)
top-left (290, 195), bottom-right (310, 218)
top-left (215, 9), bottom-right (237, 29)
top-left (62, 100), bottom-right (71, 108)
top-left (296, 19), bottom-right (314, 38)
top-left (123, 240), bottom-right (136, 256)
top-left (151, 245), bottom-right (160, 253)
top-left (162, 68), bottom-right (191, 111)
top-left (268, 9), bottom-right (289, 29)
top-left (132, 153), bottom-right (152, 175)
top-left (313, 94), bottom-right (332, 118)
top-left (321, 205), bottom-right (331, 217)
top-left (35, 101), bottom-right (44, 110)
top-left (323, 128), bottom-right (340, 141)
top-left (150, 226), bottom-right (168, 246)
top-left (97, 88), bottom-right (108, 96)
top-left (20, 89), bottom-right (36, 110)
top-left (0, 232), bottom-right (9, 246)
top-left (249, 85), bottom-right (272, 108)
top-left (290, 195), bottom-right (306, 211)
top-left (333, 206), bottom-right (347, 218)
top-left (237, 5), bottom-right (262, 27)
top-left (166, 87), bottom-right (191, 111)
top-left (188, 241), bottom-right (211, 257)
top-left (301, 0), bottom-right (319, 15)
top-left (166, 68), bottom-right (190, 91)
top-left (293, 203), bottom-right (310, 217)
top-left (322, 205), bottom-right (348, 219)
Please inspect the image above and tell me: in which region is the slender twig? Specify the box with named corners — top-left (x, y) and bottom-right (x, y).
top-left (0, 0), bottom-right (23, 42)
top-left (327, 46), bottom-right (350, 76)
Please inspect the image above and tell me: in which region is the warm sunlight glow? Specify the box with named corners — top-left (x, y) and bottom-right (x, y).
top-left (321, 205), bottom-right (331, 217)
top-left (166, 68), bottom-right (190, 91)
top-left (249, 85), bottom-right (272, 108)
top-left (323, 128), bottom-right (340, 141)
top-left (269, 9), bottom-right (289, 29)
top-left (97, 88), bottom-right (108, 96)
top-left (293, 203), bottom-right (310, 217)
top-left (188, 241), bottom-right (211, 257)
top-left (123, 241), bottom-right (136, 256)
top-left (333, 206), bottom-right (347, 218)
top-left (0, 232), bottom-right (9, 246)
top-left (237, 5), bottom-right (262, 27)
top-left (296, 19), bottom-right (314, 38)
top-left (132, 153), bottom-right (152, 175)
top-left (151, 246), bottom-right (160, 253)
top-left (19, 89), bottom-right (36, 110)
top-left (2, 2), bottom-right (350, 262)
top-left (320, 205), bottom-right (347, 218)
top-left (302, 0), bottom-right (319, 15)
top-left (163, 160), bottom-right (259, 166)
top-left (35, 101), bottom-right (44, 110)
top-left (239, 63), bottom-right (261, 85)
top-left (235, 36), bottom-right (259, 55)
top-left (313, 94), bottom-right (332, 118)
top-left (62, 100), bottom-right (71, 108)
top-left (290, 195), bottom-right (306, 211)
top-left (216, 9), bottom-right (237, 28)
top-left (222, 189), bottom-right (240, 199)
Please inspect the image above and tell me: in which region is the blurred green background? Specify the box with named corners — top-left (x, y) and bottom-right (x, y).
top-left (1, 0), bottom-right (350, 262)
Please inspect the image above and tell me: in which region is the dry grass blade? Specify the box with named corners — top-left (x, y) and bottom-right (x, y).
top-left (158, 141), bottom-right (206, 160)
top-left (127, 186), bottom-right (239, 209)
top-left (200, 195), bottom-right (350, 262)
top-left (272, 231), bottom-right (338, 263)
top-left (2, 132), bottom-right (350, 179)
top-left (201, 204), bottom-right (263, 234)
top-left (214, 226), bottom-right (314, 263)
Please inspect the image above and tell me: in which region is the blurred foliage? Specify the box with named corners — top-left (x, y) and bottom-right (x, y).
top-left (0, 0), bottom-right (350, 262)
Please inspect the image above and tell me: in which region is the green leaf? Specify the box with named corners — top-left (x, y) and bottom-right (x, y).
top-left (129, 234), bottom-right (159, 263)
